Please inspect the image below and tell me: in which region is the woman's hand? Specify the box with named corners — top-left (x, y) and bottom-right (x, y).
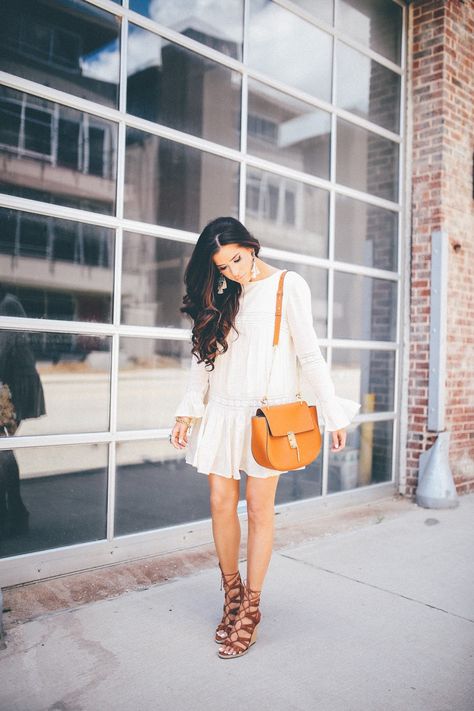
top-left (330, 429), bottom-right (347, 452)
top-left (170, 421), bottom-right (190, 450)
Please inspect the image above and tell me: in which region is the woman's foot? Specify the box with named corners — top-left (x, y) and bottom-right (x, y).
top-left (217, 580), bottom-right (261, 658)
top-left (215, 564), bottom-right (243, 644)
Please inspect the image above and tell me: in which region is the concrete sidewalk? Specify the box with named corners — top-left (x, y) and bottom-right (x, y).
top-left (1, 494), bottom-right (473, 711)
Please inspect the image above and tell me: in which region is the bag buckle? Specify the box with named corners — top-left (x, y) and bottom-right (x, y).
top-left (287, 431), bottom-right (300, 462)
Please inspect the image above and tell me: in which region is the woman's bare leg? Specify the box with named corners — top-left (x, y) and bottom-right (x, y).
top-left (218, 473), bottom-right (280, 655)
top-left (208, 473), bottom-right (241, 572)
top-left (245, 473), bottom-right (280, 590)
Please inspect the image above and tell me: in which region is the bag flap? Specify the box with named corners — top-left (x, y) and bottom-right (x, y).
top-left (256, 401), bottom-right (315, 437)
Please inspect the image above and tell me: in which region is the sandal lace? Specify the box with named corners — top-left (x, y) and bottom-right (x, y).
top-left (215, 563), bottom-right (243, 642)
top-left (218, 579), bottom-right (261, 656)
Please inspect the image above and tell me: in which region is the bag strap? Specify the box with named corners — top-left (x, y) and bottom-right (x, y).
top-left (272, 270), bottom-right (286, 345)
top-left (261, 270), bottom-right (302, 405)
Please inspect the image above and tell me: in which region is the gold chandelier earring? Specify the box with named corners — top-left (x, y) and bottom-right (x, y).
top-left (217, 273), bottom-right (227, 294)
top-left (250, 252), bottom-right (260, 280)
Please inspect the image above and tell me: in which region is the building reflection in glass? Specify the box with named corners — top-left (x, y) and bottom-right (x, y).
top-left (337, 0), bottom-right (402, 64)
top-left (117, 337), bottom-right (199, 432)
top-left (0, 87), bottom-right (118, 214)
top-left (127, 24), bottom-right (241, 149)
top-left (0, 443), bottom-right (108, 558)
top-left (0, 328), bottom-right (111, 437)
top-left (333, 272), bottom-right (398, 342)
top-left (129, 0), bottom-right (244, 60)
top-left (336, 117), bottom-right (399, 202)
top-left (332, 348), bottom-right (394, 415)
top-left (115, 439), bottom-right (213, 536)
top-left (246, 167), bottom-right (329, 259)
top-left (248, 0), bottom-right (333, 102)
top-left (124, 128), bottom-right (239, 230)
top-left (121, 234), bottom-right (195, 329)
top-left (248, 78), bottom-right (331, 179)
top-left (0, 0), bottom-right (121, 108)
top-left (336, 41), bottom-right (401, 134)
top-left (0, 208), bottom-right (114, 324)
top-left (335, 194), bottom-right (399, 272)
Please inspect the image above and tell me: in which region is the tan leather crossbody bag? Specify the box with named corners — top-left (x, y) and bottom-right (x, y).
top-left (250, 270), bottom-right (322, 471)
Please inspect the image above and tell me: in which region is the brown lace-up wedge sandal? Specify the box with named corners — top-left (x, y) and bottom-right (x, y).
top-left (217, 580), bottom-right (261, 659)
top-left (215, 563), bottom-right (243, 644)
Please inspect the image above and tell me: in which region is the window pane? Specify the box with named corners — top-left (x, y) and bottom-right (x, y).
top-left (337, 0), bottom-right (402, 65)
top-left (328, 419), bottom-right (393, 492)
top-left (0, 328), bottom-right (111, 436)
top-left (0, 87), bottom-right (118, 215)
top-left (336, 42), bottom-right (401, 133)
top-left (291, 0), bottom-right (334, 25)
top-left (248, 79), bottom-right (331, 179)
top-left (0, 443), bottom-right (108, 558)
top-left (333, 272), bottom-right (397, 341)
top-left (121, 233), bottom-right (195, 328)
top-left (336, 118), bottom-right (399, 202)
top-left (0, 0), bottom-right (120, 109)
top-left (127, 24), bottom-right (241, 150)
top-left (115, 439), bottom-right (213, 536)
top-left (124, 128), bottom-right (239, 231)
top-left (0, 208), bottom-right (114, 323)
top-left (117, 338), bottom-right (189, 431)
top-left (248, 0), bottom-right (333, 103)
top-left (246, 168), bottom-right (329, 259)
top-left (335, 195), bottom-right (398, 271)
top-left (332, 348), bottom-right (396, 413)
top-left (129, 0), bottom-right (243, 60)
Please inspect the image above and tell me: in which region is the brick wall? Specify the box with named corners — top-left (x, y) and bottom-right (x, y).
top-left (406, 0), bottom-right (474, 497)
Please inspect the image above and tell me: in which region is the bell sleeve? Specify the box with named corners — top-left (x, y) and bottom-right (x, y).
top-left (174, 351), bottom-right (210, 420)
top-left (285, 272), bottom-right (361, 431)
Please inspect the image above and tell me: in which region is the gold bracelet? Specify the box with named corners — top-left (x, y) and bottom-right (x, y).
top-left (176, 416), bottom-right (194, 425)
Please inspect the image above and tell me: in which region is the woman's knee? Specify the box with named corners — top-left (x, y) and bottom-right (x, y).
top-left (210, 493), bottom-right (238, 516)
top-left (246, 476), bottom-right (279, 524)
top-left (246, 497), bottom-right (274, 524)
top-left (209, 475), bottom-right (239, 516)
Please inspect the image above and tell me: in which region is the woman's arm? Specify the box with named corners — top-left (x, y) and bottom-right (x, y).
top-left (285, 271), bottom-right (361, 432)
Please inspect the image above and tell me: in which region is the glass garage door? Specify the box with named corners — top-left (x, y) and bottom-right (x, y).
top-left (0, 0), bottom-right (405, 574)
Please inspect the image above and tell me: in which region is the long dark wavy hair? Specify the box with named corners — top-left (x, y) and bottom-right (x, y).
top-left (180, 216), bottom-right (261, 370)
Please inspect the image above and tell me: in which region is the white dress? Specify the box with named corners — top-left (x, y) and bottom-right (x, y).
top-left (174, 269), bottom-right (361, 480)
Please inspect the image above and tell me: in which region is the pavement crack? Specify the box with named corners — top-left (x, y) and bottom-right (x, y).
top-left (278, 552), bottom-right (474, 624)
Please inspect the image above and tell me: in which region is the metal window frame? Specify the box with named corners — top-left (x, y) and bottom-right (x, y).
top-left (0, 0), bottom-right (406, 584)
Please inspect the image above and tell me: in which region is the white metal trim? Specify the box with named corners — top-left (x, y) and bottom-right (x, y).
top-left (397, 0), bottom-right (413, 495)
top-left (81, 0), bottom-right (126, 15)
top-left (0, 429), bottom-right (176, 451)
top-left (0, 193), bottom-right (119, 228)
top-left (0, 406), bottom-right (395, 453)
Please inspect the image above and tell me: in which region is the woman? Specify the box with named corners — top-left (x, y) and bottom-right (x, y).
top-left (169, 217), bottom-right (360, 659)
